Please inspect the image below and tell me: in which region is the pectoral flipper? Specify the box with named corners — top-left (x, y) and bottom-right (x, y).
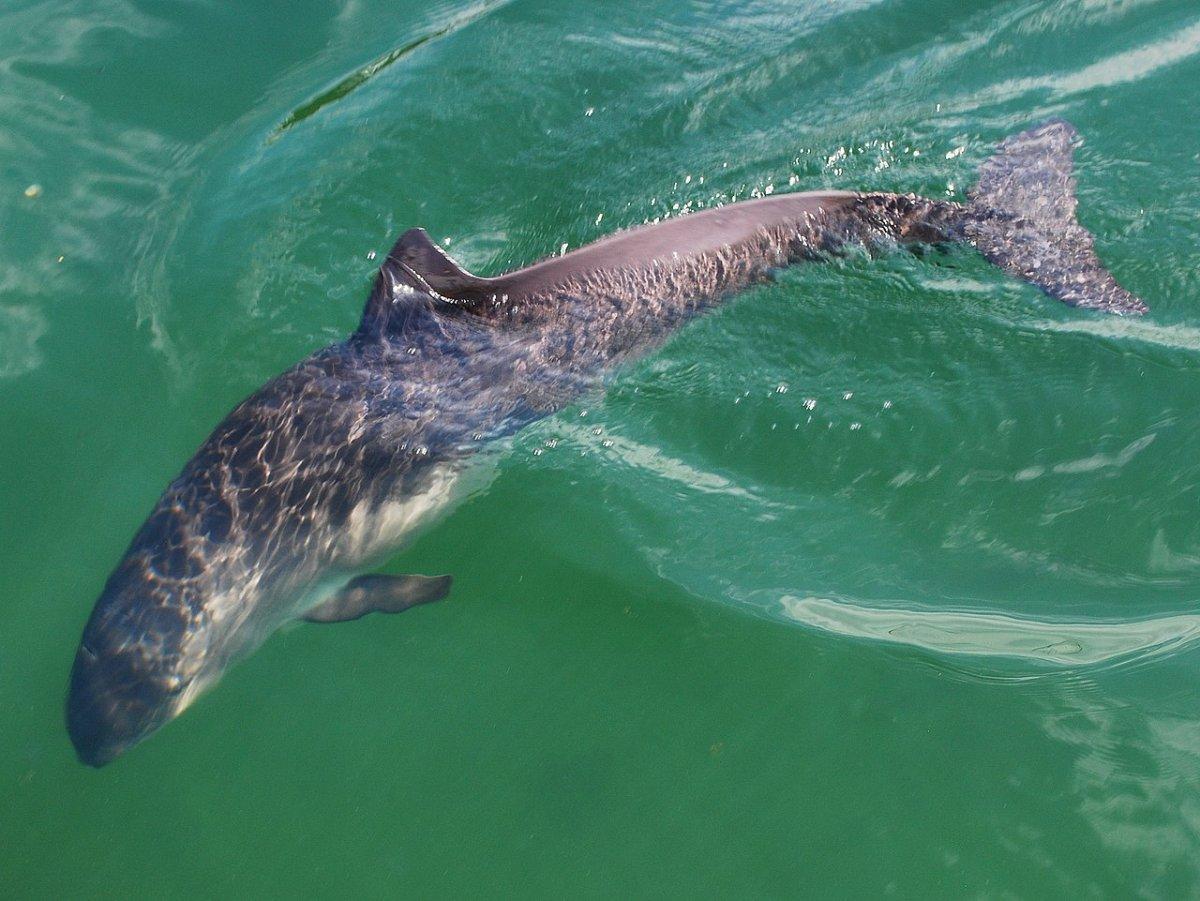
top-left (303, 574), bottom-right (453, 624)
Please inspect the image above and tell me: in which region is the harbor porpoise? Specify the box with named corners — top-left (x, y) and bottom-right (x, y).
top-left (67, 119), bottom-right (1146, 765)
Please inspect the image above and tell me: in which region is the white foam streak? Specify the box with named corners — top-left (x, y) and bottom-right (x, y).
top-left (1030, 317), bottom-right (1200, 352)
top-left (557, 422), bottom-right (768, 504)
top-left (944, 18), bottom-right (1200, 109)
top-left (1056, 20), bottom-right (1200, 94)
top-left (779, 594), bottom-right (1200, 667)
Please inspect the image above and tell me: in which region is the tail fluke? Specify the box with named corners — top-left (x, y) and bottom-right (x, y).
top-left (964, 118), bottom-right (1147, 315)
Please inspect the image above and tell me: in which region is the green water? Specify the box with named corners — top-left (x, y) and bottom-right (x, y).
top-left (3, 0), bottom-right (1200, 895)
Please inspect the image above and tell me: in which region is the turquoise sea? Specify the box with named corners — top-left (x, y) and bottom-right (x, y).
top-left (3, 0), bottom-right (1200, 895)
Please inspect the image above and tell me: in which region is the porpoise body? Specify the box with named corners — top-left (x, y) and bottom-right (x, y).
top-left (67, 119), bottom-right (1145, 765)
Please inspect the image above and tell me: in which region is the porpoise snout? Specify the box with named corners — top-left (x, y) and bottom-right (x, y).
top-left (66, 634), bottom-right (182, 767)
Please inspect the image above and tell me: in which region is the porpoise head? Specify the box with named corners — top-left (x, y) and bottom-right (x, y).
top-left (66, 484), bottom-right (237, 767)
top-left (65, 365), bottom-right (373, 767)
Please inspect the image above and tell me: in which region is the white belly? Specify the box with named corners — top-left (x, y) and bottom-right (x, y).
top-left (336, 455), bottom-right (498, 569)
top-left (338, 465), bottom-right (460, 565)
top-left (180, 458), bottom-right (498, 715)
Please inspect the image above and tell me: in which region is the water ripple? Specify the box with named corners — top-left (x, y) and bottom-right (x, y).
top-left (273, 1), bottom-right (507, 137)
top-left (1027, 316), bottom-right (1200, 352)
top-left (778, 593), bottom-right (1200, 673)
top-left (0, 305), bottom-right (48, 379)
top-left (552, 420), bottom-right (779, 506)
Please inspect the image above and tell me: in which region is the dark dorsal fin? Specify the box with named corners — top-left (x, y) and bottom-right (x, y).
top-left (357, 228), bottom-right (497, 338)
top-left (389, 228), bottom-right (491, 297)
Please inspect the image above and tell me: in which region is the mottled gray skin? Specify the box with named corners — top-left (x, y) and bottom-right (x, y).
top-left (67, 120), bottom-right (1144, 766)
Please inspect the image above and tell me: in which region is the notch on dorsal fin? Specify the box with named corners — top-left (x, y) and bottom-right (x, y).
top-left (390, 228), bottom-right (491, 297)
top-left (357, 228), bottom-right (499, 338)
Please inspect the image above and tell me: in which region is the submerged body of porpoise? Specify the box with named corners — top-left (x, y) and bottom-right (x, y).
top-left (67, 119), bottom-right (1146, 765)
